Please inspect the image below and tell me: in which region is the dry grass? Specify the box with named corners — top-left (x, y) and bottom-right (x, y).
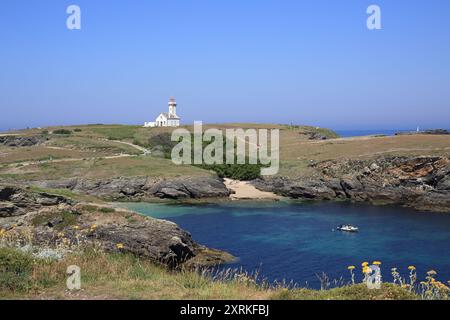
top-left (0, 156), bottom-right (212, 181)
top-left (0, 248), bottom-right (422, 300)
top-left (2, 124), bottom-right (449, 181)
top-left (0, 146), bottom-right (99, 164)
top-left (1, 249), bottom-right (272, 300)
top-left (278, 134), bottom-right (450, 177)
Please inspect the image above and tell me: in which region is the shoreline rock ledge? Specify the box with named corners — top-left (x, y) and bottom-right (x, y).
top-left (30, 176), bottom-right (231, 201)
top-left (251, 156), bottom-right (450, 213)
top-left (0, 185), bottom-right (234, 268)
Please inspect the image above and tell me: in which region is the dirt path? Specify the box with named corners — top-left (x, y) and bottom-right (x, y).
top-left (101, 139), bottom-right (151, 155)
top-left (3, 139), bottom-right (152, 169)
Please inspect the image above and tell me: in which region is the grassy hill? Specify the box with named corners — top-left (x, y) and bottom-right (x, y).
top-left (1, 123), bottom-right (449, 182)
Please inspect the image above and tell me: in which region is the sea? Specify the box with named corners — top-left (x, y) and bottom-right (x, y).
top-left (121, 201), bottom-right (450, 289)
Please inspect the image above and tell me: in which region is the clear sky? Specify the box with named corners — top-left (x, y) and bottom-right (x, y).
top-left (1, 0), bottom-right (449, 130)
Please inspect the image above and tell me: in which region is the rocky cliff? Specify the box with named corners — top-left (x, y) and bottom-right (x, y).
top-left (30, 176), bottom-right (231, 201)
top-left (0, 185), bottom-right (233, 267)
top-left (252, 156), bottom-right (450, 213)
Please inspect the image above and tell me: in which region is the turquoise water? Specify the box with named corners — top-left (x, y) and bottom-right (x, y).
top-left (120, 201), bottom-right (450, 288)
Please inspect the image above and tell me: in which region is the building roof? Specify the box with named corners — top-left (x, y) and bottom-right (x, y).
top-left (158, 112), bottom-right (180, 120)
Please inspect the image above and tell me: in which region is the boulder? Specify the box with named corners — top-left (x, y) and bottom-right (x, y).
top-left (91, 219), bottom-right (196, 267)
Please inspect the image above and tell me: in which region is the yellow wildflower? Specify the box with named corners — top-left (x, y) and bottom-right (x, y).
top-left (372, 261), bottom-right (382, 265)
top-left (73, 225), bottom-right (80, 230)
top-left (408, 266), bottom-right (416, 271)
top-left (116, 243), bottom-right (124, 249)
top-left (347, 266), bottom-right (355, 270)
top-left (363, 266), bottom-right (372, 274)
top-left (57, 232), bottom-right (65, 238)
top-left (362, 262), bottom-right (369, 267)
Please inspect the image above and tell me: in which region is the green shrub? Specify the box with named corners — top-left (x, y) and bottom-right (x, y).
top-left (52, 129), bottom-right (72, 135)
top-left (147, 133), bottom-right (177, 158)
top-left (74, 128), bottom-right (82, 132)
top-left (100, 207), bottom-right (115, 213)
top-left (0, 247), bottom-right (34, 292)
top-left (200, 163), bottom-right (262, 180)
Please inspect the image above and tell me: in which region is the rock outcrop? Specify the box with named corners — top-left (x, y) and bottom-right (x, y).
top-left (0, 185), bottom-right (74, 218)
top-left (90, 220), bottom-right (196, 267)
top-left (252, 156), bottom-right (450, 213)
top-left (0, 135), bottom-right (48, 147)
top-left (31, 176), bottom-right (231, 200)
top-left (0, 186), bottom-right (233, 267)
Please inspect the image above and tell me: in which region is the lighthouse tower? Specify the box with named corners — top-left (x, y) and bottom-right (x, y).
top-left (143, 97), bottom-right (181, 128)
top-left (168, 97), bottom-right (177, 117)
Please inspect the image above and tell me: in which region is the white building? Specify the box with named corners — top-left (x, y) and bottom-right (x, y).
top-left (144, 97), bottom-right (181, 127)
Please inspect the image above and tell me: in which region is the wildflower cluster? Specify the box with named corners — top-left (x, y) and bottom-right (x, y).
top-left (347, 261), bottom-right (450, 299)
top-left (420, 270), bottom-right (450, 300)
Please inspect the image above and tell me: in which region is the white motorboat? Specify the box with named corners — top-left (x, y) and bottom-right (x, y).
top-left (336, 224), bottom-right (359, 232)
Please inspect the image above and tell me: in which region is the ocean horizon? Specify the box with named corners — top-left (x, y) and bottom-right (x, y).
top-left (2, 126), bottom-right (449, 138)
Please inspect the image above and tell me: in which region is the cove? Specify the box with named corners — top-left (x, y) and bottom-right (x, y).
top-left (119, 201), bottom-right (450, 288)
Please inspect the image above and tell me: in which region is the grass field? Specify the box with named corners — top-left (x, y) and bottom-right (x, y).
top-left (1, 124), bottom-right (449, 181)
top-left (0, 156), bottom-right (211, 182)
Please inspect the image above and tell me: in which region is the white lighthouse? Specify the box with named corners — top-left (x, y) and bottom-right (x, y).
top-left (168, 97), bottom-right (177, 118)
top-left (144, 97), bottom-right (181, 127)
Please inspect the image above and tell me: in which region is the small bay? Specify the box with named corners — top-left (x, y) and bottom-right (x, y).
top-left (119, 201), bottom-right (450, 288)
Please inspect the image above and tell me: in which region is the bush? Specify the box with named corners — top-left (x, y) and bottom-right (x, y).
top-left (52, 129), bottom-right (72, 135)
top-left (148, 133), bottom-right (177, 158)
top-left (200, 163), bottom-right (262, 180)
top-left (0, 247), bottom-right (34, 292)
top-left (74, 128), bottom-right (82, 132)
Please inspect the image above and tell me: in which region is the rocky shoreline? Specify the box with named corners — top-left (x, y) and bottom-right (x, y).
top-left (0, 185), bottom-right (234, 268)
top-left (10, 156), bottom-right (450, 213)
top-left (252, 156), bottom-right (450, 213)
top-left (29, 176), bottom-right (231, 201)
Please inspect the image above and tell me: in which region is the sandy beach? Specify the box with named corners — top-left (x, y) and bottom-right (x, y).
top-left (223, 178), bottom-right (282, 200)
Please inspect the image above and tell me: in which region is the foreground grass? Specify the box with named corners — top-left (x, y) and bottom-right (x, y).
top-left (0, 247), bottom-right (420, 300)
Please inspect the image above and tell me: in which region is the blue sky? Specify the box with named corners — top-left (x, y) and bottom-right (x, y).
top-left (0, 0), bottom-right (449, 130)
